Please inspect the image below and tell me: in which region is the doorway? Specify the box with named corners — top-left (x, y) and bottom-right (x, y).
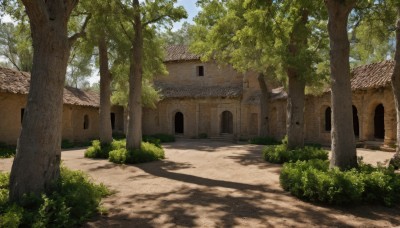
top-left (221, 111), bottom-right (233, 134)
top-left (374, 104), bottom-right (384, 139)
top-left (175, 112), bottom-right (184, 134)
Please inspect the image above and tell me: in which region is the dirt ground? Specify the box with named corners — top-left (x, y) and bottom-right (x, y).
top-left (1, 139), bottom-right (399, 227)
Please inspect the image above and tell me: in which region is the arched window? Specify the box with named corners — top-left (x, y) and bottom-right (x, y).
top-left (175, 112), bottom-right (184, 134)
top-left (83, 115), bottom-right (89, 130)
top-left (374, 104), bottom-right (384, 139)
top-left (221, 111), bottom-right (233, 134)
top-left (325, 107), bottom-right (331, 131)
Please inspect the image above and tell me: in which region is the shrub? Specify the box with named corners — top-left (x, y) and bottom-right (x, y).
top-left (150, 133), bottom-right (175, 143)
top-left (280, 160), bottom-right (400, 206)
top-left (249, 136), bottom-right (279, 145)
top-left (84, 140), bottom-right (112, 159)
top-left (0, 143), bottom-right (16, 158)
top-left (0, 168), bottom-right (110, 227)
top-left (198, 133), bottom-right (208, 139)
top-left (142, 136), bottom-right (162, 148)
top-left (109, 142), bottom-right (165, 164)
top-left (263, 144), bottom-right (328, 164)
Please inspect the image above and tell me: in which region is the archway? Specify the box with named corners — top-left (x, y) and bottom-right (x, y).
top-left (374, 104), bottom-right (384, 139)
top-left (174, 112), bottom-right (184, 134)
top-left (221, 111), bottom-right (233, 134)
top-left (352, 106), bottom-right (359, 137)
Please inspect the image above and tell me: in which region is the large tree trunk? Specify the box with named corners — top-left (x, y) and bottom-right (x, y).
top-left (286, 73), bottom-right (306, 149)
top-left (325, 0), bottom-right (357, 169)
top-left (9, 1), bottom-right (77, 201)
top-left (98, 34), bottom-right (113, 144)
top-left (285, 9), bottom-right (308, 149)
top-left (126, 0), bottom-right (143, 150)
top-left (258, 73), bottom-right (269, 137)
top-left (390, 7), bottom-right (400, 169)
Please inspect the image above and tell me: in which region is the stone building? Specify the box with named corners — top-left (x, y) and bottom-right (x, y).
top-left (144, 45), bottom-right (396, 148)
top-left (0, 67), bottom-right (124, 145)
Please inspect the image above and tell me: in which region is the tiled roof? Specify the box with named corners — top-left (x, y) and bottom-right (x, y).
top-left (165, 45), bottom-right (200, 62)
top-left (350, 60), bottom-right (393, 90)
top-left (156, 83), bottom-right (242, 99)
top-left (0, 67), bottom-right (100, 107)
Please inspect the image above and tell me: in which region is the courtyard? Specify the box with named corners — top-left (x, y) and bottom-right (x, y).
top-left (1, 139), bottom-right (399, 227)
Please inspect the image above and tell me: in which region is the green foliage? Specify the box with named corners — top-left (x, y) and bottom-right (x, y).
top-left (198, 133), bottom-right (208, 139)
top-left (61, 140), bottom-right (92, 149)
top-left (150, 133), bottom-right (175, 143)
top-left (0, 168), bottom-right (110, 227)
top-left (142, 135), bottom-right (162, 148)
top-left (263, 144), bottom-right (328, 164)
top-left (0, 143), bottom-right (15, 158)
top-left (84, 140), bottom-right (112, 159)
top-left (109, 142), bottom-right (165, 164)
top-left (280, 160), bottom-right (400, 206)
top-left (249, 136), bottom-right (279, 145)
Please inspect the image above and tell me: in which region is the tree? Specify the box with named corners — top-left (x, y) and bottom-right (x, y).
top-left (161, 21), bottom-right (192, 45)
top-left (190, 0), bottom-right (327, 146)
top-left (5, 0), bottom-right (89, 201)
top-left (0, 22), bottom-right (32, 71)
top-left (114, 0), bottom-right (187, 150)
top-left (325, 0), bottom-right (358, 169)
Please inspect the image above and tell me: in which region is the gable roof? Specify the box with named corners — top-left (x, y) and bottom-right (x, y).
top-left (0, 67), bottom-right (99, 107)
top-left (165, 45), bottom-right (200, 62)
top-left (350, 60), bottom-right (393, 90)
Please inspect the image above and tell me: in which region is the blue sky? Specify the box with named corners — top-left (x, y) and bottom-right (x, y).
top-left (173, 0), bottom-right (199, 31)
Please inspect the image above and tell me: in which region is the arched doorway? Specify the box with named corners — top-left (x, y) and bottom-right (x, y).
top-left (221, 111), bottom-right (233, 134)
top-left (175, 112), bottom-right (184, 134)
top-left (352, 106), bottom-right (359, 137)
top-left (374, 104), bottom-right (384, 139)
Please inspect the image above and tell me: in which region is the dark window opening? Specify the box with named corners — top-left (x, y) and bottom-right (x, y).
top-left (221, 111), bottom-right (233, 134)
top-left (352, 106), bottom-right (359, 136)
top-left (83, 115), bottom-right (89, 130)
top-left (110, 113), bottom-right (116, 130)
top-left (197, 66), bottom-right (204, 76)
top-left (374, 104), bottom-right (385, 139)
top-left (325, 107), bottom-right (331, 131)
top-left (175, 112), bottom-right (184, 134)
top-left (21, 108), bottom-right (25, 123)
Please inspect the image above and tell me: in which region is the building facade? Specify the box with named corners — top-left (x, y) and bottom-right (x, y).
top-left (0, 67), bottom-right (124, 145)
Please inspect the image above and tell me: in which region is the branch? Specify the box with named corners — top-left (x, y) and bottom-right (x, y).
top-left (20, 0), bottom-right (48, 26)
top-left (118, 20), bottom-right (133, 42)
top-left (68, 14), bottom-right (91, 46)
top-left (143, 15), bottom-right (166, 26)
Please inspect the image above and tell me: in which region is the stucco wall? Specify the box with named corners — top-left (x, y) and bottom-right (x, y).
top-left (0, 92), bottom-right (125, 145)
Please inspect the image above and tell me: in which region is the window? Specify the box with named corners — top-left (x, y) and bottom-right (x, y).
top-left (83, 115), bottom-right (89, 130)
top-left (21, 108), bottom-right (25, 123)
top-left (325, 107), bottom-right (331, 131)
top-left (197, 66), bottom-right (204, 77)
top-left (110, 113), bottom-right (116, 130)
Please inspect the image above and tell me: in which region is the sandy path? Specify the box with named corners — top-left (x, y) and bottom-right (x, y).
top-left (0, 140), bottom-right (399, 227)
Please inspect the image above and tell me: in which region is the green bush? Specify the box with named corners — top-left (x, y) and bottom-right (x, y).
top-left (198, 133), bottom-right (208, 139)
top-left (280, 160), bottom-right (400, 206)
top-left (84, 140), bottom-right (112, 159)
top-left (109, 142), bottom-right (165, 164)
top-left (0, 168), bottom-right (110, 227)
top-left (0, 143), bottom-right (16, 158)
top-left (61, 140), bottom-right (92, 149)
top-left (142, 136), bottom-right (162, 148)
top-left (263, 144), bottom-right (328, 164)
top-left (150, 133), bottom-right (175, 143)
top-left (249, 136), bottom-right (279, 145)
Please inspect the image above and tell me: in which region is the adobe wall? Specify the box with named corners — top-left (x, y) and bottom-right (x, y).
top-left (156, 61), bottom-right (243, 87)
top-left (0, 92), bottom-right (125, 145)
top-left (143, 98), bottom-right (247, 138)
top-left (0, 93), bottom-right (26, 145)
